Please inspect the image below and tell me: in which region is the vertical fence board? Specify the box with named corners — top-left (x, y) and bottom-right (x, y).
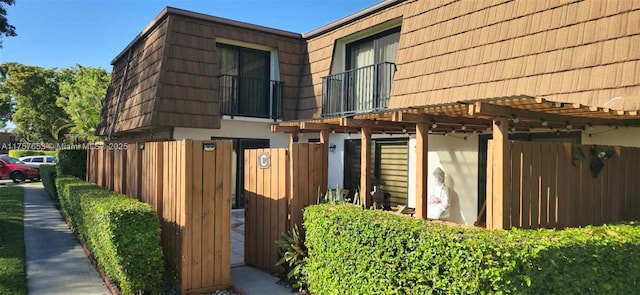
top-left (213, 141), bottom-right (225, 286)
top-left (220, 141), bottom-right (232, 285)
top-left (244, 150), bottom-right (254, 267)
top-left (199, 143), bottom-right (218, 286)
top-left (511, 142), bottom-right (522, 228)
top-left (547, 143), bottom-right (558, 227)
top-left (256, 149), bottom-right (266, 271)
top-left (530, 142), bottom-right (541, 228)
top-left (520, 142), bottom-right (531, 228)
top-left (126, 144), bottom-right (141, 200)
top-left (191, 141), bottom-right (203, 290)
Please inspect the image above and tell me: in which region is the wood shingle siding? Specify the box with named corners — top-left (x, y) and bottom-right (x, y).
top-left (391, 0), bottom-right (640, 111)
top-left (296, 0), bottom-right (640, 120)
top-left (98, 16), bottom-right (169, 135)
top-left (100, 7), bottom-right (305, 137)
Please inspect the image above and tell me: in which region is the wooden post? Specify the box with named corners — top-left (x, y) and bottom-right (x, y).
top-left (489, 117), bottom-right (510, 229)
top-left (415, 123), bottom-right (429, 219)
top-left (320, 129), bottom-right (329, 194)
top-left (360, 127), bottom-right (372, 208)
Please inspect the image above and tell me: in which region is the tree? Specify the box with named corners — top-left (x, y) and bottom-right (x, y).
top-left (0, 0), bottom-right (17, 48)
top-left (0, 62), bottom-right (69, 143)
top-left (57, 65), bottom-right (109, 142)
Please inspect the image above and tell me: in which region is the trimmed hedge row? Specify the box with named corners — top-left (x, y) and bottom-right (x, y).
top-left (8, 149), bottom-right (56, 158)
top-left (56, 149), bottom-right (86, 179)
top-left (304, 204), bottom-right (640, 294)
top-left (39, 164), bottom-right (57, 200)
top-left (55, 176), bottom-right (163, 294)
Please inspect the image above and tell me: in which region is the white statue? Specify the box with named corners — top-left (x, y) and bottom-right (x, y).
top-left (427, 168), bottom-right (450, 220)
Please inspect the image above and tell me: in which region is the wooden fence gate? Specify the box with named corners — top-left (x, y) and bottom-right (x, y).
top-left (244, 143), bottom-right (325, 272)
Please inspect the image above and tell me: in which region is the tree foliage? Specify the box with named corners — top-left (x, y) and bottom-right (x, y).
top-left (57, 65), bottom-right (109, 141)
top-left (0, 0), bottom-right (17, 48)
top-left (0, 62), bottom-right (69, 143)
top-left (0, 62), bottom-right (109, 143)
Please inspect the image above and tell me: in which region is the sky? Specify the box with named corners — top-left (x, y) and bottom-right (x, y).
top-left (0, 0), bottom-right (381, 70)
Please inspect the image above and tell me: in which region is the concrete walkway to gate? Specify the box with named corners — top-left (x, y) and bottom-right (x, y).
top-left (22, 182), bottom-right (109, 295)
top-left (230, 209), bottom-right (295, 295)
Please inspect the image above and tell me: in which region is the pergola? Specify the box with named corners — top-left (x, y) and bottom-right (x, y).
top-left (272, 96), bottom-right (640, 228)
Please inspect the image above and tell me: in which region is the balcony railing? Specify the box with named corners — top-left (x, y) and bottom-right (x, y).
top-left (218, 74), bottom-right (283, 120)
top-left (321, 62), bottom-right (396, 117)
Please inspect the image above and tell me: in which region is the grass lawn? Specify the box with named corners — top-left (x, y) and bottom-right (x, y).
top-left (0, 186), bottom-right (26, 295)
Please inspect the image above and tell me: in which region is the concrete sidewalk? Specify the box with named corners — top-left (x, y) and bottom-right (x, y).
top-left (23, 183), bottom-right (109, 295)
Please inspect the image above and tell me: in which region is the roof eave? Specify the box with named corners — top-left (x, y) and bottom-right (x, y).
top-left (302, 0), bottom-right (407, 39)
top-left (110, 6), bottom-right (303, 66)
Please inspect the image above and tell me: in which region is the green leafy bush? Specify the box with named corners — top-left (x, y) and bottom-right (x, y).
top-left (39, 164), bottom-right (58, 200)
top-left (8, 149), bottom-right (56, 158)
top-left (56, 149), bottom-right (87, 179)
top-left (55, 176), bottom-right (163, 294)
top-left (304, 204), bottom-right (640, 294)
top-left (276, 224), bottom-right (308, 293)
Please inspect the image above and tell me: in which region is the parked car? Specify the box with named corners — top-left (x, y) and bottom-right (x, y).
top-left (19, 155), bottom-right (57, 166)
top-left (0, 155), bottom-right (39, 183)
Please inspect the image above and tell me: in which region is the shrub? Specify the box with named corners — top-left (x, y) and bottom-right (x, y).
top-left (304, 204), bottom-right (640, 294)
top-left (39, 164), bottom-right (58, 200)
top-left (56, 149), bottom-right (87, 179)
top-left (276, 224), bottom-right (308, 293)
top-left (8, 149), bottom-right (56, 159)
top-left (55, 177), bottom-right (163, 294)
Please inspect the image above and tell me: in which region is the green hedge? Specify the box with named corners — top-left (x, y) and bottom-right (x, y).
top-left (304, 204), bottom-right (640, 294)
top-left (39, 164), bottom-right (57, 200)
top-left (8, 149), bottom-right (56, 158)
top-left (56, 149), bottom-right (87, 179)
top-left (55, 176), bottom-right (163, 294)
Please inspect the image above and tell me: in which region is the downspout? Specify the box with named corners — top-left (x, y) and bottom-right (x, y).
top-left (108, 48), bottom-right (133, 141)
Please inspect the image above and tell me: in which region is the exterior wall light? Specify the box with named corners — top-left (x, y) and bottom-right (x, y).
top-left (329, 143), bottom-right (336, 152)
top-left (541, 119), bottom-right (549, 127)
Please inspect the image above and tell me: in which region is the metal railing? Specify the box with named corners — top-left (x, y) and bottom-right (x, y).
top-left (218, 74), bottom-right (283, 120)
top-left (321, 62), bottom-right (396, 117)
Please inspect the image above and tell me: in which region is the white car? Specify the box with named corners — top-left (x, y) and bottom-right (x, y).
top-left (19, 155), bottom-right (57, 167)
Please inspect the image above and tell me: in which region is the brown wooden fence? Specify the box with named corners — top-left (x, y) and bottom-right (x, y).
top-left (86, 140), bottom-right (232, 295)
top-left (487, 141), bottom-right (640, 229)
top-left (243, 143), bottom-right (325, 272)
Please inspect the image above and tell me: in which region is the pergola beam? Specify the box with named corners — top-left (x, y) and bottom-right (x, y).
top-left (271, 125), bottom-right (299, 133)
top-left (340, 118), bottom-right (407, 129)
top-left (470, 102), bottom-right (640, 127)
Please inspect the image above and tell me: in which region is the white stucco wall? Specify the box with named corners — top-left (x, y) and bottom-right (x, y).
top-left (407, 134), bottom-right (480, 226)
top-left (321, 132), bottom-right (480, 226)
top-left (581, 126), bottom-right (640, 147)
top-left (173, 118), bottom-right (290, 147)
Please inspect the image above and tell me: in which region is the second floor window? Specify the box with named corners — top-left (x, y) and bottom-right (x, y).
top-left (346, 27), bottom-right (401, 71)
top-left (217, 44), bottom-right (282, 119)
top-left (322, 27), bottom-right (401, 117)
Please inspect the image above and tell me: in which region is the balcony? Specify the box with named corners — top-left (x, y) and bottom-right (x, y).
top-left (321, 62), bottom-right (396, 117)
top-left (218, 74), bottom-right (283, 120)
